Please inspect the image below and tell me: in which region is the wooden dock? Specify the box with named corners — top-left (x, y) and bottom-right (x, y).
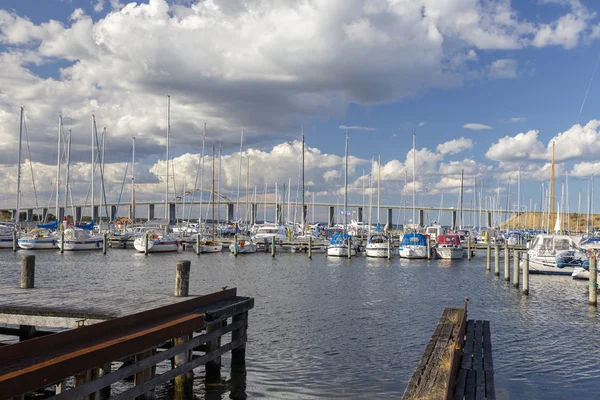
top-left (0, 257), bottom-right (254, 399)
top-left (402, 301), bottom-right (495, 400)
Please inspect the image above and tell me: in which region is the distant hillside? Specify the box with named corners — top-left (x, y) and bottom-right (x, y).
top-left (499, 212), bottom-right (600, 231)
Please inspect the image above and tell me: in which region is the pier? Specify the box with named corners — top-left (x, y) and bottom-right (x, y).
top-left (0, 257), bottom-right (254, 399)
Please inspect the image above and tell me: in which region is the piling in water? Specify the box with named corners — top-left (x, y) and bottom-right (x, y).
top-left (102, 232), bottom-right (107, 255)
top-left (20, 255), bottom-right (35, 289)
top-left (271, 236), bottom-right (276, 257)
top-left (173, 261), bottom-right (193, 397)
top-left (494, 245), bottom-right (500, 276)
top-left (144, 234), bottom-right (149, 256)
top-left (175, 260), bottom-right (191, 297)
top-left (308, 236), bottom-right (312, 259)
top-left (427, 237), bottom-right (431, 260)
top-left (234, 234), bottom-right (238, 256)
top-left (523, 255), bottom-right (529, 295)
top-left (504, 244), bottom-right (510, 282)
top-left (590, 257), bottom-right (597, 306)
top-left (387, 236), bottom-right (391, 260)
top-left (486, 242), bottom-right (491, 270)
top-left (60, 231), bottom-right (65, 254)
top-left (513, 251), bottom-right (520, 288)
top-left (196, 235), bottom-right (200, 256)
top-left (12, 229), bottom-right (17, 252)
top-left (467, 240), bottom-right (471, 261)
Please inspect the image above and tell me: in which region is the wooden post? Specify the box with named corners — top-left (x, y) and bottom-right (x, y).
top-left (20, 255), bottom-right (34, 289)
top-left (60, 230), bottom-right (64, 254)
top-left (97, 363), bottom-right (112, 400)
top-left (234, 234), bottom-right (238, 256)
top-left (504, 243), bottom-right (510, 281)
top-left (175, 261), bottom-right (190, 297)
top-left (590, 257), bottom-right (597, 306)
top-left (486, 242), bottom-right (491, 270)
top-left (271, 236), bottom-right (275, 257)
top-left (513, 251), bottom-right (520, 288)
top-left (231, 311), bottom-right (248, 369)
top-left (12, 229), bottom-right (17, 252)
top-left (387, 236), bottom-right (391, 260)
top-left (74, 369), bottom-right (94, 399)
top-left (134, 350), bottom-right (156, 400)
top-left (205, 320), bottom-right (224, 384)
top-left (144, 234), bottom-right (149, 256)
top-left (308, 236), bottom-right (312, 259)
top-left (494, 245), bottom-right (500, 276)
top-left (427, 237), bottom-right (431, 260)
top-left (173, 261), bottom-right (193, 399)
top-left (523, 254), bottom-right (529, 295)
top-left (102, 232), bottom-right (107, 255)
top-left (467, 239), bottom-right (471, 261)
top-left (195, 234), bottom-right (200, 256)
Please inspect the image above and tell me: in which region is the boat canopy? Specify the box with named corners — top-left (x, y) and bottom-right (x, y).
top-left (329, 233), bottom-right (353, 245)
top-left (529, 234), bottom-right (576, 253)
top-left (400, 233), bottom-right (427, 246)
top-left (37, 220), bottom-right (58, 230)
top-left (438, 234), bottom-right (461, 246)
top-left (75, 220), bottom-right (94, 231)
top-left (367, 233), bottom-right (388, 244)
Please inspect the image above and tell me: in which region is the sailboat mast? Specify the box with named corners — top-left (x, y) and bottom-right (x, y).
top-left (56, 115), bottom-right (62, 221)
top-left (301, 127), bottom-right (305, 231)
top-left (131, 136), bottom-right (135, 220)
top-left (412, 132), bottom-right (416, 229)
top-left (344, 128), bottom-right (349, 231)
top-left (91, 115), bottom-right (96, 223)
top-left (377, 154), bottom-right (381, 225)
top-left (459, 169), bottom-right (464, 229)
top-left (165, 95), bottom-right (170, 220)
top-left (236, 129), bottom-right (244, 222)
top-left (217, 142), bottom-right (221, 224)
top-left (65, 130), bottom-right (73, 217)
top-left (517, 166), bottom-right (521, 229)
top-left (101, 127), bottom-right (106, 228)
top-left (15, 107), bottom-right (24, 224)
top-left (550, 141), bottom-right (555, 229)
top-left (212, 144), bottom-right (215, 241)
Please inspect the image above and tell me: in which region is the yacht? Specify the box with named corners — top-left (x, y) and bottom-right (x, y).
top-left (229, 237), bottom-right (258, 254)
top-left (435, 234), bottom-right (465, 260)
top-left (0, 224), bottom-right (15, 249)
top-left (523, 234), bottom-right (588, 275)
top-left (18, 228), bottom-right (58, 250)
top-left (365, 232), bottom-right (389, 258)
top-left (327, 233), bottom-right (357, 257)
top-left (57, 227), bottom-right (103, 251)
top-left (133, 230), bottom-right (181, 253)
top-left (253, 225), bottom-right (289, 243)
top-left (398, 233), bottom-right (429, 259)
top-left (424, 224), bottom-right (444, 244)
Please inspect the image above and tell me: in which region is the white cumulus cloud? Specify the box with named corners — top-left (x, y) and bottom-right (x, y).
top-left (463, 123), bottom-right (493, 130)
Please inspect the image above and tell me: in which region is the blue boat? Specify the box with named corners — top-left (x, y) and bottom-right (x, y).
top-left (398, 233), bottom-right (428, 259)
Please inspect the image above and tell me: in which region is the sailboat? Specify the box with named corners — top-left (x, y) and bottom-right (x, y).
top-left (327, 128), bottom-right (357, 257)
top-left (365, 155), bottom-right (390, 258)
top-left (1, 107), bottom-right (24, 249)
top-left (134, 95), bottom-right (180, 253)
top-left (196, 144), bottom-right (223, 253)
top-left (399, 133), bottom-right (428, 259)
top-left (229, 129), bottom-right (258, 254)
top-left (58, 116), bottom-right (104, 251)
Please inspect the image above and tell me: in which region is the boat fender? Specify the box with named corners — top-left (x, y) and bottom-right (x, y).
top-left (240, 241), bottom-right (245, 248)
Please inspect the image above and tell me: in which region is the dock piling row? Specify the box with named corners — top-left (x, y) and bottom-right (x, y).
top-left (590, 257), bottom-right (597, 306)
top-left (523, 256), bottom-right (529, 295)
top-left (504, 244), bottom-right (510, 282)
top-left (513, 251), bottom-right (520, 288)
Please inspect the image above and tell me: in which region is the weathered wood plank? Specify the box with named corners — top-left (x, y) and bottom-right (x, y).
top-left (465, 370), bottom-right (475, 400)
top-left (485, 371), bottom-right (496, 400)
top-left (454, 368), bottom-right (467, 400)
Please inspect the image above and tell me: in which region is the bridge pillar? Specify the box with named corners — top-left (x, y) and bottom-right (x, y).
top-left (42, 208), bottom-right (48, 222)
top-left (451, 210), bottom-right (457, 231)
top-left (92, 206), bottom-right (99, 222)
top-left (276, 205), bottom-right (282, 224)
top-left (148, 204), bottom-right (155, 221)
top-left (329, 206), bottom-right (335, 227)
top-left (358, 207), bottom-right (363, 223)
top-left (387, 208), bottom-right (393, 230)
top-left (418, 209), bottom-right (424, 227)
top-left (227, 203), bottom-right (234, 222)
top-left (487, 211), bottom-right (492, 228)
top-left (110, 205), bottom-right (117, 222)
top-left (250, 203), bottom-right (257, 225)
top-left (75, 207), bottom-right (82, 223)
top-left (169, 203), bottom-right (176, 225)
top-left (58, 207), bottom-right (65, 222)
top-left (26, 209), bottom-right (33, 223)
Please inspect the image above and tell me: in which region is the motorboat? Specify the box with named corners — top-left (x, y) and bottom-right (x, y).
top-left (398, 232), bottom-right (428, 259)
top-left (229, 237), bottom-right (258, 254)
top-left (424, 224), bottom-right (444, 244)
top-left (0, 224), bottom-right (15, 249)
top-left (365, 232), bottom-right (389, 258)
top-left (17, 228), bottom-right (58, 250)
top-left (327, 233), bottom-right (357, 257)
top-left (521, 234), bottom-right (588, 275)
top-left (57, 227), bottom-right (103, 251)
top-left (133, 231), bottom-right (181, 253)
top-left (195, 239), bottom-right (223, 253)
top-left (435, 234), bottom-right (465, 260)
top-left (253, 224), bottom-right (289, 243)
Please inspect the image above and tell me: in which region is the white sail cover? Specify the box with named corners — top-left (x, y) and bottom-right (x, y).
top-left (554, 205), bottom-right (561, 233)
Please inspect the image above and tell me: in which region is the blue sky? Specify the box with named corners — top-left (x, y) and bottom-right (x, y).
top-left (2, 0), bottom-right (600, 225)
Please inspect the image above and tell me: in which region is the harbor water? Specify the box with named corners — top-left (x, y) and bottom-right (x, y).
top-left (0, 249), bottom-right (598, 399)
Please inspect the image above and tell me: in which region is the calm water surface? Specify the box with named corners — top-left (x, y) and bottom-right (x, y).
top-left (0, 249), bottom-right (598, 399)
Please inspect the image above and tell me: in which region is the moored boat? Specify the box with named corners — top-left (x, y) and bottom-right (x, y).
top-left (435, 234), bottom-right (464, 260)
top-left (229, 237), bottom-right (257, 254)
top-left (133, 232), bottom-right (180, 253)
top-left (398, 233), bottom-right (428, 259)
top-left (365, 232), bottom-right (389, 258)
top-left (18, 228), bottom-right (58, 250)
top-left (521, 234), bottom-right (588, 275)
top-left (327, 233), bottom-right (357, 257)
top-left (57, 227), bottom-right (103, 251)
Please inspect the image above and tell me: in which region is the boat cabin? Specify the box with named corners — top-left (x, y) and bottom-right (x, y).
top-left (437, 234), bottom-right (462, 247)
top-left (400, 233), bottom-right (427, 247)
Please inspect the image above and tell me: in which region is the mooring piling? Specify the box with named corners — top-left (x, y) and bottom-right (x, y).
top-left (494, 245), bottom-right (500, 276)
top-left (20, 255), bottom-right (35, 289)
top-left (60, 231), bottom-right (65, 254)
top-left (271, 236), bottom-right (276, 257)
top-left (522, 255), bottom-right (529, 295)
top-left (308, 236), bottom-right (312, 259)
top-left (102, 232), bottom-right (107, 255)
top-left (144, 234), bottom-right (149, 256)
top-left (590, 257), bottom-right (597, 306)
top-left (486, 242), bottom-right (491, 270)
top-left (234, 234), bottom-right (238, 257)
top-left (12, 229), bottom-right (17, 252)
top-left (467, 240), bottom-right (471, 261)
top-left (175, 260), bottom-right (191, 297)
top-left (504, 244), bottom-right (510, 282)
top-left (387, 236), bottom-right (392, 260)
top-left (427, 237), bottom-right (431, 260)
top-left (196, 235), bottom-right (200, 256)
top-left (513, 251), bottom-right (520, 288)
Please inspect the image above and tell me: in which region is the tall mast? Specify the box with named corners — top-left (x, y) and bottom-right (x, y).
top-left (459, 169), bottom-right (464, 229)
top-left (91, 115), bottom-right (96, 222)
top-left (199, 123), bottom-right (206, 224)
top-left (236, 129), bottom-right (244, 222)
top-left (56, 115), bottom-right (62, 221)
top-left (212, 144), bottom-right (215, 241)
top-left (550, 141), bottom-right (555, 229)
top-left (344, 128), bottom-right (349, 231)
top-left (131, 136), bottom-right (135, 220)
top-left (217, 142), bottom-right (222, 224)
top-left (65, 130), bottom-right (73, 217)
top-left (412, 132), bottom-right (416, 229)
top-left (101, 127), bottom-right (106, 227)
top-left (301, 127), bottom-right (305, 231)
top-left (165, 95), bottom-right (170, 219)
top-left (517, 166), bottom-right (521, 229)
top-left (245, 156), bottom-right (250, 226)
top-left (15, 107), bottom-right (24, 224)
top-left (377, 154), bottom-right (381, 225)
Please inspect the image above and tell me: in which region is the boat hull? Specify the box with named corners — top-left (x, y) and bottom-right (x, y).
top-left (521, 257), bottom-right (576, 275)
top-left (435, 247), bottom-right (464, 260)
top-left (197, 244), bottom-right (223, 253)
top-left (327, 245), bottom-right (357, 257)
top-left (229, 243), bottom-right (257, 254)
top-left (398, 245), bottom-right (428, 259)
top-left (365, 244), bottom-right (388, 258)
top-left (18, 238), bottom-right (58, 250)
top-left (133, 238), bottom-right (180, 253)
top-left (58, 239), bottom-right (103, 251)
top-left (0, 237), bottom-right (14, 249)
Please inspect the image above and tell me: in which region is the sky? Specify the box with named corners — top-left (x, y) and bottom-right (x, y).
top-left (2, 0), bottom-right (600, 225)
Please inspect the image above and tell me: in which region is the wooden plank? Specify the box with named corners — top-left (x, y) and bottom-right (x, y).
top-left (204, 298), bottom-right (254, 321)
top-left (461, 320), bottom-right (474, 370)
top-left (475, 369), bottom-right (485, 400)
top-left (416, 316), bottom-right (455, 397)
top-left (473, 321), bottom-right (483, 372)
top-left (485, 371), bottom-right (496, 400)
top-left (482, 322), bottom-right (494, 372)
top-left (453, 368), bottom-right (467, 400)
top-left (465, 370), bottom-right (475, 400)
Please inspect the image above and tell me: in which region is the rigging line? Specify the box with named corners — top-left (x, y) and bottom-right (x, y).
top-left (113, 145), bottom-right (133, 222)
top-left (22, 116), bottom-right (40, 209)
top-left (577, 51), bottom-right (600, 124)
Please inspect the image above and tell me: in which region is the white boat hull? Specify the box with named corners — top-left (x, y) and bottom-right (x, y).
top-left (0, 237), bottom-right (14, 249)
top-left (18, 238), bottom-right (58, 250)
top-left (327, 245), bottom-right (357, 257)
top-left (58, 238), bottom-right (103, 251)
top-left (572, 267), bottom-right (593, 280)
top-left (133, 238), bottom-right (180, 253)
top-left (436, 247), bottom-right (464, 260)
top-left (522, 257), bottom-right (575, 275)
top-left (365, 244), bottom-right (388, 258)
top-left (197, 244), bottom-right (223, 253)
top-left (398, 245), bottom-right (428, 259)
top-left (229, 243), bottom-right (257, 254)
